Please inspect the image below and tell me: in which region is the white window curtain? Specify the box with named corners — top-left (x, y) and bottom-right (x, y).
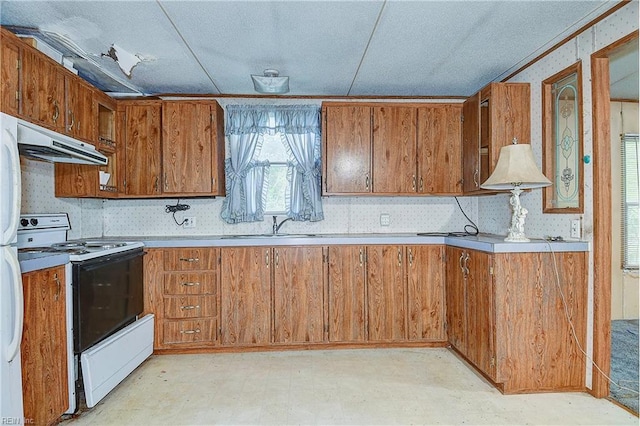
top-left (221, 105), bottom-right (323, 223)
top-left (275, 106), bottom-right (324, 221)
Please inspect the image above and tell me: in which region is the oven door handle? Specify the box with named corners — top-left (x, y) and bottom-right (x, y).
top-left (76, 248), bottom-right (144, 270)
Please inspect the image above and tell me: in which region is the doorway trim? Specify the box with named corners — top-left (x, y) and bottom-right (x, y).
top-left (589, 29), bottom-right (639, 398)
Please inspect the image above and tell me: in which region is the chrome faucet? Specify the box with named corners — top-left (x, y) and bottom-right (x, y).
top-left (272, 215), bottom-right (293, 235)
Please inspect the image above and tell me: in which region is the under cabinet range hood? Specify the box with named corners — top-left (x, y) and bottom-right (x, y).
top-left (17, 119), bottom-right (108, 166)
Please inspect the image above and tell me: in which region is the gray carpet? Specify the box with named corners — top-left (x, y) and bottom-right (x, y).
top-left (609, 319), bottom-right (639, 414)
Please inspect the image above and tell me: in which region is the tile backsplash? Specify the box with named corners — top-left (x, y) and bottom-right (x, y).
top-left (101, 196), bottom-right (479, 237)
top-left (21, 156), bottom-right (479, 238)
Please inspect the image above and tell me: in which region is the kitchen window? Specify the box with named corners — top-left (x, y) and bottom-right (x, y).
top-left (622, 133), bottom-right (639, 269)
top-left (221, 105), bottom-right (323, 224)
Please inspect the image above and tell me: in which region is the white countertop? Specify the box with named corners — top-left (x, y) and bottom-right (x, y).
top-left (132, 233), bottom-right (589, 253)
top-left (18, 233), bottom-right (589, 273)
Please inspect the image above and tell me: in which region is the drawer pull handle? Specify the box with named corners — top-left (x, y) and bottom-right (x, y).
top-left (181, 305), bottom-right (200, 310)
top-left (181, 329), bottom-right (201, 334)
top-left (179, 257), bottom-right (199, 262)
top-left (182, 282), bottom-right (200, 287)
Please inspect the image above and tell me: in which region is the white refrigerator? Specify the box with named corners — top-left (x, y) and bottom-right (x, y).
top-left (0, 112), bottom-right (24, 420)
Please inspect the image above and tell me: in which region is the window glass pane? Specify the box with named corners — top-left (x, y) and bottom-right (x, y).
top-left (265, 164), bottom-right (288, 213)
top-left (256, 133), bottom-right (289, 162)
top-left (622, 134), bottom-right (639, 269)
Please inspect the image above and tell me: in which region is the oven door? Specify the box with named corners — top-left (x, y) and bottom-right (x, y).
top-left (73, 248), bottom-right (144, 354)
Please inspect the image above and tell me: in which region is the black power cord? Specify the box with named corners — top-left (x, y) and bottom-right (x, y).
top-left (165, 199), bottom-right (191, 226)
top-left (453, 196), bottom-right (479, 236)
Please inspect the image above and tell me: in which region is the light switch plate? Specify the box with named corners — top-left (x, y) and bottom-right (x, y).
top-left (380, 213), bottom-right (390, 226)
top-left (183, 216), bottom-right (196, 228)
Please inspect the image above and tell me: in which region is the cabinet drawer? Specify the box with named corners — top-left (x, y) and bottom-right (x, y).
top-left (162, 319), bottom-right (215, 345)
top-left (163, 272), bottom-right (215, 295)
top-left (164, 248), bottom-right (217, 271)
top-left (163, 296), bottom-right (215, 319)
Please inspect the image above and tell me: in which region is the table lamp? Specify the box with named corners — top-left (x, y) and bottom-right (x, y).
top-left (481, 139), bottom-right (551, 242)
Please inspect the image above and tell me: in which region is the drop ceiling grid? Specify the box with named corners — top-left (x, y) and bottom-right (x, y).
top-left (160, 0), bottom-right (384, 95)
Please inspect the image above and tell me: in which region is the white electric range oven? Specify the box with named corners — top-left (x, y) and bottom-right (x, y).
top-left (17, 213), bottom-right (153, 410)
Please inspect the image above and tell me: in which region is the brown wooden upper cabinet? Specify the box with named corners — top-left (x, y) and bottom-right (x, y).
top-left (323, 102), bottom-right (463, 195)
top-left (120, 100), bottom-right (163, 196)
top-left (0, 29), bottom-right (21, 116)
top-left (462, 82), bottom-right (531, 194)
top-left (19, 43), bottom-right (66, 133)
top-left (162, 100), bottom-right (225, 196)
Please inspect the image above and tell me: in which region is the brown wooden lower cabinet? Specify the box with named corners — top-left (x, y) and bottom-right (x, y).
top-left (272, 246), bottom-right (325, 344)
top-left (144, 243), bottom-right (587, 394)
top-left (144, 247), bottom-right (220, 350)
top-left (220, 246), bottom-right (271, 346)
top-left (445, 246), bottom-right (588, 393)
top-left (21, 265), bottom-right (69, 426)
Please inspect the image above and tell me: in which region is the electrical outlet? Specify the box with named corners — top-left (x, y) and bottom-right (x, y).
top-left (183, 216), bottom-right (196, 228)
top-left (570, 219), bottom-right (580, 239)
top-left (380, 213), bottom-right (390, 226)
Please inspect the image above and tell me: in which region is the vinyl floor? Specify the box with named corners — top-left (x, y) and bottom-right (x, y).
top-left (61, 348), bottom-right (637, 425)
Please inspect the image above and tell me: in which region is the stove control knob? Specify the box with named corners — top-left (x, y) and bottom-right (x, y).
top-left (30, 218), bottom-right (38, 226)
top-left (20, 218), bottom-right (29, 227)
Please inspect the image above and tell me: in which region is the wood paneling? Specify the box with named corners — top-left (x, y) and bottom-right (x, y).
top-left (367, 245), bottom-right (406, 341)
top-left (372, 106), bottom-right (417, 193)
top-left (323, 105), bottom-right (372, 194)
top-left (273, 246), bottom-right (325, 344)
top-left (54, 163), bottom-right (98, 197)
top-left (220, 247), bottom-right (272, 346)
top-left (327, 246), bottom-right (367, 342)
top-left (417, 104), bottom-right (463, 194)
top-left (407, 245), bottom-right (446, 341)
top-left (21, 266), bottom-right (68, 425)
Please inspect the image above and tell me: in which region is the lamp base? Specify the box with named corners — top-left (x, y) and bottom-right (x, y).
top-left (505, 186), bottom-right (530, 243)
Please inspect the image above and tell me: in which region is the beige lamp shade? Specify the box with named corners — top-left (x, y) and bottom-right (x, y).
top-left (481, 143), bottom-right (551, 190)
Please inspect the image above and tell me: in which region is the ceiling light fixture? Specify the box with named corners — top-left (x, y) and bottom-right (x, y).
top-left (251, 69), bottom-right (289, 94)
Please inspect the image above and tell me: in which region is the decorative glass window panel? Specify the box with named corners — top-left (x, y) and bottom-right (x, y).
top-left (542, 62), bottom-right (583, 213)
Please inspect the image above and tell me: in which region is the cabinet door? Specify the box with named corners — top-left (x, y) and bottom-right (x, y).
top-left (65, 75), bottom-right (94, 141)
top-left (445, 246), bottom-right (466, 352)
top-left (122, 101), bottom-right (162, 196)
top-left (466, 249), bottom-right (495, 379)
top-left (407, 245), bottom-right (446, 341)
top-left (372, 106), bottom-right (417, 193)
top-left (19, 47), bottom-right (65, 132)
top-left (367, 245), bottom-right (406, 341)
top-left (1, 33), bottom-right (20, 115)
top-left (273, 246), bottom-right (325, 344)
top-left (327, 246), bottom-right (366, 342)
top-left (21, 266), bottom-right (68, 425)
top-left (417, 104), bottom-right (463, 194)
top-left (162, 101), bottom-right (214, 194)
top-left (323, 105), bottom-right (372, 194)
top-left (462, 94), bottom-right (480, 193)
top-left (220, 247), bottom-right (272, 346)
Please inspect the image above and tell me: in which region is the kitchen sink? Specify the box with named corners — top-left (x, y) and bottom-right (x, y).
top-left (222, 233), bottom-right (317, 239)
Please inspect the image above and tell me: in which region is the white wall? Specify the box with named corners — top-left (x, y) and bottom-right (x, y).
top-left (20, 158), bottom-right (103, 239)
top-left (610, 101), bottom-right (639, 320)
top-left (478, 2), bottom-right (639, 241)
